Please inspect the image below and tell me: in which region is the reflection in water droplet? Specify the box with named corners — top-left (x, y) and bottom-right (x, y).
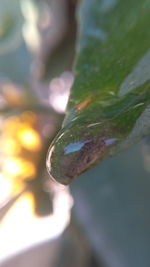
top-left (104, 138), bottom-right (118, 145)
top-left (64, 138), bottom-right (118, 155)
top-left (46, 145), bottom-right (54, 176)
top-left (64, 140), bottom-right (90, 155)
top-left (46, 123), bottom-right (119, 185)
top-left (87, 122), bottom-right (104, 128)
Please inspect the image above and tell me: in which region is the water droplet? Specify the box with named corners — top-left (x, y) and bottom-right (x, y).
top-left (46, 123), bottom-right (118, 185)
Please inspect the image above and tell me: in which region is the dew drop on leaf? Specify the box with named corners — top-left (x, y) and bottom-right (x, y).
top-left (46, 122), bottom-right (119, 185)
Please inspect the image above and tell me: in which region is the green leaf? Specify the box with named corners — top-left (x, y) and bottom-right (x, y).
top-left (46, 0), bottom-right (150, 185)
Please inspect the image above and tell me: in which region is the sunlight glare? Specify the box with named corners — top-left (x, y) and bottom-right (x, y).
top-left (0, 174), bottom-right (12, 207)
top-left (0, 186), bottom-right (73, 263)
top-left (3, 158), bottom-right (36, 180)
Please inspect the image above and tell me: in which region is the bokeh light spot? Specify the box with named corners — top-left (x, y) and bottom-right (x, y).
top-left (18, 127), bottom-right (42, 151)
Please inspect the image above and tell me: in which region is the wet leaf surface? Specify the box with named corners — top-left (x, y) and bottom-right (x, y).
top-left (47, 0), bottom-right (150, 185)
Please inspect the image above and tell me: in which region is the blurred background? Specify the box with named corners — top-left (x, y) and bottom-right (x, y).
top-left (1, 0), bottom-right (150, 267)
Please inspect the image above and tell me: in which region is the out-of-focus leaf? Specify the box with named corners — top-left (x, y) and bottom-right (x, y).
top-left (0, 43), bottom-right (32, 85)
top-left (0, 0), bottom-right (23, 54)
top-left (0, 0), bottom-right (32, 85)
top-left (53, 223), bottom-right (95, 267)
top-left (39, 0), bottom-right (77, 80)
top-left (46, 0), bottom-right (150, 185)
top-left (71, 142), bottom-right (150, 267)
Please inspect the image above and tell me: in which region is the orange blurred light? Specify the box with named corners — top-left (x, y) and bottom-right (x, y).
top-left (3, 138), bottom-right (21, 155)
top-left (3, 157), bottom-right (36, 180)
top-left (20, 111), bottom-right (37, 124)
top-left (18, 127), bottom-right (42, 151)
top-left (4, 117), bottom-right (20, 133)
top-left (2, 83), bottom-right (24, 106)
